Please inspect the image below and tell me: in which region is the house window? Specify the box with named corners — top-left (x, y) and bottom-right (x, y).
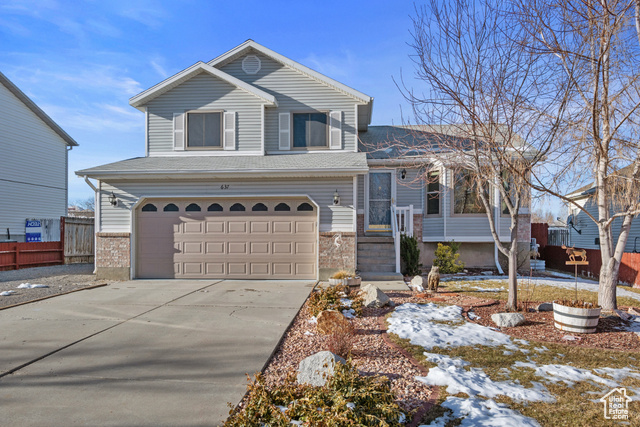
top-left (426, 171), bottom-right (440, 215)
top-left (453, 171), bottom-right (488, 214)
top-left (252, 203), bottom-right (268, 211)
top-left (141, 203), bottom-right (157, 212)
top-left (185, 203), bottom-right (201, 212)
top-left (293, 112), bottom-right (327, 149)
top-left (230, 203), bottom-right (246, 212)
top-left (163, 203), bottom-right (179, 212)
top-left (187, 112), bottom-right (222, 149)
top-left (207, 203), bottom-right (223, 212)
top-left (275, 203), bottom-right (291, 211)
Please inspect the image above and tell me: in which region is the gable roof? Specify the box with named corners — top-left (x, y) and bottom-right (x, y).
top-left (129, 62), bottom-right (278, 110)
top-left (0, 71), bottom-right (78, 147)
top-left (209, 40), bottom-right (373, 105)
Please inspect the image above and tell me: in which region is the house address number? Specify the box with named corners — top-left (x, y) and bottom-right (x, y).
top-left (220, 184), bottom-right (230, 190)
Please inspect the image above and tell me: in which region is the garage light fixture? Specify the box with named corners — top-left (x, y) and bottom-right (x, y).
top-left (400, 169), bottom-right (407, 180)
top-left (108, 192), bottom-right (118, 207)
top-left (333, 189), bottom-right (340, 206)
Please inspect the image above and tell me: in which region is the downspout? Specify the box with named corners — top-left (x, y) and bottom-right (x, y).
top-left (66, 145), bottom-right (72, 215)
top-left (494, 178), bottom-right (504, 274)
top-left (83, 176), bottom-right (99, 274)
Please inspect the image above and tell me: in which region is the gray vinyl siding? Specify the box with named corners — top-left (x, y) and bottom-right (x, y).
top-left (146, 73), bottom-right (267, 153)
top-left (0, 82), bottom-right (68, 239)
top-left (98, 178), bottom-right (355, 233)
top-left (423, 170), bottom-right (510, 241)
top-left (395, 168), bottom-right (423, 209)
top-left (569, 198), bottom-right (640, 253)
top-left (219, 53), bottom-right (359, 152)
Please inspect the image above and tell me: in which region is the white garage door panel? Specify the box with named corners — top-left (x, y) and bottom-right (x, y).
top-left (136, 199), bottom-right (317, 279)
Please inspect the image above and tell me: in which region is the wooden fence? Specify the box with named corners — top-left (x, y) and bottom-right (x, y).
top-left (0, 216), bottom-right (94, 271)
top-left (541, 245), bottom-right (640, 287)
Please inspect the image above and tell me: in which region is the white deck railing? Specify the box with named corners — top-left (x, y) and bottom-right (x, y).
top-left (391, 205), bottom-right (414, 273)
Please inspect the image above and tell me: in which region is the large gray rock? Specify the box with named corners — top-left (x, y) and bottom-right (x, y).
top-left (536, 303), bottom-right (553, 312)
top-left (360, 284), bottom-right (390, 308)
top-left (297, 351), bottom-right (346, 386)
top-left (410, 276), bottom-right (425, 292)
top-left (491, 312), bottom-right (526, 328)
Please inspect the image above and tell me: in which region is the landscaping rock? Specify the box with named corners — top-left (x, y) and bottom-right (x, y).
top-left (360, 284), bottom-right (390, 308)
top-left (316, 309), bottom-right (351, 335)
top-left (297, 351), bottom-right (346, 386)
top-left (628, 307), bottom-right (640, 316)
top-left (615, 309), bottom-right (633, 321)
top-left (410, 276), bottom-right (425, 292)
top-left (491, 312), bottom-right (525, 328)
top-left (536, 303), bottom-right (553, 312)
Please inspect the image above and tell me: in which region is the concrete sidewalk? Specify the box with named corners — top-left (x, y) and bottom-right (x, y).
top-left (0, 279), bottom-right (314, 426)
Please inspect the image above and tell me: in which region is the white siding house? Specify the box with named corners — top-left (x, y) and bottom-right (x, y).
top-left (0, 71), bottom-right (78, 242)
top-left (78, 40), bottom-right (529, 281)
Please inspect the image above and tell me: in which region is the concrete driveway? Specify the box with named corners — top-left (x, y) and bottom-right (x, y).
top-left (0, 279), bottom-right (314, 426)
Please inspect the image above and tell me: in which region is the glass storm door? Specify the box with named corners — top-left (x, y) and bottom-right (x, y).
top-left (368, 172), bottom-right (393, 230)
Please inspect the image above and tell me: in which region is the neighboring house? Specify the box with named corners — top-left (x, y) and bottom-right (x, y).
top-left (0, 71), bottom-right (79, 242)
top-left (565, 165), bottom-right (640, 252)
top-left (77, 40), bottom-right (530, 281)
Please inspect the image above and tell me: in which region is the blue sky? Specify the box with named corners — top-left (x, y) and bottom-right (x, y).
top-left (1, 0), bottom-right (417, 202)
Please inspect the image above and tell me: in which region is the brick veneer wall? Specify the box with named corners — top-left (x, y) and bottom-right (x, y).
top-left (518, 214), bottom-right (531, 242)
top-left (319, 231), bottom-right (356, 279)
top-left (357, 214), bottom-right (365, 237)
top-left (413, 214), bottom-right (423, 242)
top-left (96, 232), bottom-right (130, 280)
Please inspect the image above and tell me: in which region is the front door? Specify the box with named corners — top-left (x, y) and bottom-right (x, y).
top-left (367, 171), bottom-right (393, 231)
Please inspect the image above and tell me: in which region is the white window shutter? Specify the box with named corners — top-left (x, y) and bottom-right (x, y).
top-left (329, 111), bottom-right (342, 150)
top-left (173, 113), bottom-right (185, 150)
top-left (279, 112), bottom-right (291, 150)
top-left (223, 111), bottom-right (236, 150)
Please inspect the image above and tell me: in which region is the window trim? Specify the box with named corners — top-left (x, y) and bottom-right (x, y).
top-left (185, 110), bottom-right (224, 151)
top-left (425, 169), bottom-right (442, 217)
top-left (291, 110), bottom-right (330, 151)
top-left (450, 170), bottom-right (490, 217)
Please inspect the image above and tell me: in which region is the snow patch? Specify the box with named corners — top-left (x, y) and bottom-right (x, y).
top-left (17, 283), bottom-right (48, 289)
top-left (421, 396), bottom-right (541, 427)
top-left (1, 290), bottom-right (16, 296)
top-left (514, 361), bottom-right (619, 388)
top-left (342, 309), bottom-right (356, 319)
top-left (467, 311), bottom-right (480, 320)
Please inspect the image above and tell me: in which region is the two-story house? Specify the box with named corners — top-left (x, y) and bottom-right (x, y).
top-left (1, 71), bottom-right (78, 242)
top-left (77, 40), bottom-right (529, 281)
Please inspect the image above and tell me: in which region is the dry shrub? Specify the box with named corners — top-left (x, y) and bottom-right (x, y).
top-left (326, 320), bottom-right (356, 359)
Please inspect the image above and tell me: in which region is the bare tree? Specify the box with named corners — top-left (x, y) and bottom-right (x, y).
top-left (70, 197), bottom-right (95, 211)
top-left (514, 0), bottom-right (640, 310)
top-left (394, 0), bottom-right (571, 310)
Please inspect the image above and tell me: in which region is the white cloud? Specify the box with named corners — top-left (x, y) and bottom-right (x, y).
top-left (150, 59), bottom-right (169, 79)
top-left (40, 103), bottom-right (142, 133)
top-left (302, 50), bottom-right (358, 79)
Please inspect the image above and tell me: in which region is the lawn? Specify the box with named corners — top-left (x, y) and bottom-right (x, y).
top-left (387, 278), bottom-right (640, 426)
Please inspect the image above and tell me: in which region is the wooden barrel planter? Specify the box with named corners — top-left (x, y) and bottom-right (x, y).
top-left (552, 302), bottom-right (601, 334)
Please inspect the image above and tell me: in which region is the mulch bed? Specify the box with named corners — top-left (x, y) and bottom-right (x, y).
top-left (411, 291), bottom-right (640, 352)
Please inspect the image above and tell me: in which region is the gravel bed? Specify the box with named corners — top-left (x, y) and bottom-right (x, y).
top-left (261, 290), bottom-right (433, 417)
top-left (0, 264), bottom-right (112, 309)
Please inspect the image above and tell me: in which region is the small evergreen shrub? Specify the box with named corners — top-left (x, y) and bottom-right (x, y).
top-left (224, 360), bottom-right (405, 426)
top-left (400, 234), bottom-right (422, 276)
top-left (433, 242), bottom-right (465, 274)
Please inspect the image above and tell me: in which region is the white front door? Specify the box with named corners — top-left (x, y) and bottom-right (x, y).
top-left (367, 171), bottom-right (394, 231)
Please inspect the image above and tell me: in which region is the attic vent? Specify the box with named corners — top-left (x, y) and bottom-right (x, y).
top-left (242, 55), bottom-right (261, 74)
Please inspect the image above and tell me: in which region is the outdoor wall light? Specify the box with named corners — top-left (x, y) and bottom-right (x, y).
top-left (400, 169), bottom-right (407, 180)
top-left (333, 189), bottom-right (340, 206)
top-left (108, 192), bottom-right (118, 207)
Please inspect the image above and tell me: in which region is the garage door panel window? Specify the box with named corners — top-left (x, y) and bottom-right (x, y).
top-left (275, 203), bottom-right (291, 211)
top-left (208, 203), bottom-right (223, 212)
top-left (297, 202), bottom-right (313, 211)
top-left (163, 203), bottom-right (179, 212)
top-left (252, 203), bottom-right (268, 211)
top-left (230, 203), bottom-right (246, 212)
top-left (141, 203), bottom-right (157, 212)
top-left (186, 203), bottom-right (201, 212)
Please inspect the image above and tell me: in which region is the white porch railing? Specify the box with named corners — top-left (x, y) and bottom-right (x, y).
top-left (391, 205), bottom-right (414, 273)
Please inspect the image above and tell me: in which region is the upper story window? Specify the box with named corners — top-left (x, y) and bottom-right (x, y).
top-left (453, 170), bottom-right (489, 214)
top-left (293, 112), bottom-right (328, 149)
top-left (187, 112), bottom-right (222, 149)
top-left (426, 171), bottom-right (440, 216)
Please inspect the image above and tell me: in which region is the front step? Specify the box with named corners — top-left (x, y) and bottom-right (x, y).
top-left (359, 271), bottom-right (404, 281)
top-left (357, 236), bottom-right (397, 275)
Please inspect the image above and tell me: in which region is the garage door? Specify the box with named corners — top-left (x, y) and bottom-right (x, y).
top-left (136, 198), bottom-right (317, 279)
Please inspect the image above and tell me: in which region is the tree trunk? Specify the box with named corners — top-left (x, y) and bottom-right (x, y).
top-left (505, 218), bottom-right (519, 311)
